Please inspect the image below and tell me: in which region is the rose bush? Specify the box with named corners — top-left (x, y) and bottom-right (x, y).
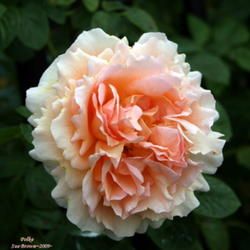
top-left (26, 28), bottom-right (225, 239)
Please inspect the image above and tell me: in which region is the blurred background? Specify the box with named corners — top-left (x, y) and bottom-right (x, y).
top-left (0, 0), bottom-right (250, 249)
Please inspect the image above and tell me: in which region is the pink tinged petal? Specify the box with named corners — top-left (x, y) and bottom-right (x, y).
top-left (98, 57), bottom-right (164, 97)
top-left (87, 56), bottom-right (107, 76)
top-left (177, 164), bottom-right (201, 188)
top-left (110, 172), bottom-right (137, 196)
top-left (110, 201), bottom-right (123, 217)
top-left (95, 141), bottom-right (124, 167)
top-left (188, 131), bottom-right (225, 155)
top-left (65, 166), bottom-right (86, 189)
top-left (122, 196), bottom-right (139, 215)
top-left (50, 108), bottom-right (84, 169)
top-left (104, 173), bottom-right (127, 201)
top-left (110, 184), bottom-right (127, 201)
top-left (70, 28), bottom-right (121, 56)
top-left (146, 159), bottom-right (180, 184)
top-left (191, 173), bottom-right (209, 192)
top-left (128, 74), bottom-right (178, 96)
top-left (97, 83), bottom-right (107, 105)
top-left (57, 49), bottom-right (89, 81)
top-left (190, 152), bottom-right (224, 174)
top-left (67, 190), bottom-right (103, 233)
top-left (98, 48), bottom-right (113, 61)
top-left (167, 117), bottom-right (200, 134)
top-left (30, 109), bottom-right (62, 162)
top-left (120, 106), bottom-right (143, 131)
top-left (126, 163), bottom-right (144, 183)
top-left (82, 171), bottom-right (101, 213)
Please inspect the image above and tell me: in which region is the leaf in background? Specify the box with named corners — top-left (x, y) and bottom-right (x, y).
top-left (200, 218), bottom-right (229, 250)
top-left (190, 53), bottom-right (230, 85)
top-left (0, 7), bottom-right (19, 49)
top-left (49, 0), bottom-right (76, 6)
top-left (22, 209), bottom-right (63, 229)
top-left (102, 1), bottom-right (127, 12)
top-left (70, 7), bottom-right (91, 30)
top-left (213, 19), bottom-right (249, 55)
top-left (6, 39), bottom-right (35, 62)
top-left (20, 123), bottom-right (33, 144)
top-left (188, 15), bottom-right (210, 46)
top-left (229, 47), bottom-right (250, 72)
top-left (148, 218), bottom-right (202, 250)
top-left (213, 102), bottom-right (232, 141)
top-left (91, 11), bottom-right (124, 36)
top-left (0, 152), bottom-right (33, 179)
top-left (195, 176), bottom-right (241, 218)
top-left (83, 0), bottom-right (99, 12)
top-left (0, 3), bottom-right (6, 18)
top-left (25, 166), bottom-right (57, 209)
top-left (0, 126), bottom-right (20, 145)
top-left (175, 37), bottom-right (201, 54)
top-left (237, 146), bottom-right (250, 170)
top-left (18, 3), bottom-right (49, 50)
top-left (0, 180), bottom-right (26, 242)
top-left (46, 6), bottom-right (67, 24)
top-left (16, 106), bottom-right (31, 118)
top-left (124, 8), bottom-right (158, 32)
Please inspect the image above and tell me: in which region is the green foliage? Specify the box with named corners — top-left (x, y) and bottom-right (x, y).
top-left (188, 15), bottom-right (210, 46)
top-left (123, 8), bottom-right (158, 32)
top-left (83, 0), bottom-right (100, 12)
top-left (195, 176), bottom-right (241, 218)
top-left (213, 103), bottom-right (232, 141)
top-left (237, 146), bottom-right (250, 170)
top-left (199, 218), bottom-right (229, 250)
top-left (148, 218), bottom-right (203, 250)
top-left (17, 3), bottom-right (49, 50)
top-left (0, 0), bottom-right (249, 249)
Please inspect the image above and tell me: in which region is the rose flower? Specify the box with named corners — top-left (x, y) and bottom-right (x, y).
top-left (26, 28), bottom-right (225, 239)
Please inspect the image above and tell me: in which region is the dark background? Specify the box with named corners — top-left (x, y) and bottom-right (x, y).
top-left (0, 0), bottom-right (250, 250)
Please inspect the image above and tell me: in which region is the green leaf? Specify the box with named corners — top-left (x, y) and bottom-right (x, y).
top-left (49, 0), bottom-right (76, 6)
top-left (0, 126), bottom-right (20, 145)
top-left (190, 53), bottom-right (230, 85)
top-left (229, 47), bottom-right (250, 72)
top-left (0, 152), bottom-right (33, 179)
top-left (213, 103), bottom-right (232, 141)
top-left (16, 106), bottom-right (31, 118)
top-left (148, 218), bottom-right (202, 250)
top-left (195, 176), bottom-right (241, 218)
top-left (124, 8), bottom-right (158, 32)
top-left (0, 7), bottom-right (19, 49)
top-left (91, 11), bottom-right (124, 36)
top-left (22, 209), bottom-right (63, 229)
top-left (47, 6), bottom-right (67, 24)
top-left (25, 166), bottom-right (57, 209)
top-left (0, 180), bottom-right (26, 242)
top-left (6, 39), bottom-right (35, 62)
top-left (102, 1), bottom-right (127, 12)
top-left (188, 15), bottom-right (210, 46)
top-left (175, 37), bottom-right (201, 54)
top-left (237, 146), bottom-right (250, 170)
top-left (18, 3), bottom-right (49, 50)
top-left (200, 218), bottom-right (229, 250)
top-left (0, 3), bottom-right (6, 18)
top-left (20, 123), bottom-right (33, 144)
top-left (83, 0), bottom-right (99, 12)
top-left (213, 19), bottom-right (249, 54)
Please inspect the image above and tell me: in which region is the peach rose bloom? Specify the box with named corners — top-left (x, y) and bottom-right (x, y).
top-left (26, 28), bottom-right (225, 239)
